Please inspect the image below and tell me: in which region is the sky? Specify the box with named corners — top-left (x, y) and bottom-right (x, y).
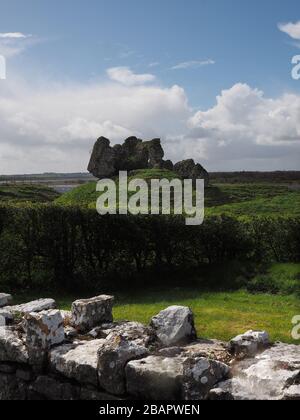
top-left (0, 0), bottom-right (300, 173)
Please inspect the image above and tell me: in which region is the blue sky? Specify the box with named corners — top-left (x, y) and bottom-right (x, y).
top-left (0, 0), bottom-right (300, 173)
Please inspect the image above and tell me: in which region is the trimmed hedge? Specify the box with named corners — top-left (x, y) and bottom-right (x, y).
top-left (0, 204), bottom-right (299, 292)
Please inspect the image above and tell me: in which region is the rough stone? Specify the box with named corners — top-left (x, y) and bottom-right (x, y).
top-left (0, 327), bottom-right (28, 364)
top-left (230, 330), bottom-right (270, 358)
top-left (174, 159), bottom-right (209, 187)
top-left (50, 339), bottom-right (106, 386)
top-left (64, 326), bottom-right (78, 340)
top-left (24, 310), bottom-right (65, 365)
top-left (24, 310), bottom-right (65, 349)
top-left (1, 299), bottom-right (56, 321)
top-left (88, 137), bottom-right (170, 179)
top-left (283, 385), bottom-right (300, 400)
top-left (126, 355), bottom-right (184, 400)
top-left (0, 294), bottom-right (12, 308)
top-left (182, 357), bottom-right (230, 400)
top-left (60, 310), bottom-right (72, 326)
top-left (97, 335), bottom-right (149, 395)
top-left (158, 339), bottom-right (232, 364)
top-left (71, 295), bottom-right (114, 332)
top-left (213, 342), bottom-right (300, 400)
top-left (103, 321), bottom-right (157, 348)
top-left (208, 386), bottom-right (234, 401)
top-left (0, 309), bottom-right (13, 324)
top-left (150, 306), bottom-right (196, 346)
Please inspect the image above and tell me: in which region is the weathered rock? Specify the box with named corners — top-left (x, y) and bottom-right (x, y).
top-left (283, 385), bottom-right (300, 400)
top-left (71, 295), bottom-right (114, 332)
top-left (88, 136), bottom-right (172, 179)
top-left (97, 335), bottom-right (149, 395)
top-left (0, 327), bottom-right (28, 364)
top-left (1, 299), bottom-right (56, 321)
top-left (31, 375), bottom-right (80, 400)
top-left (60, 310), bottom-right (72, 327)
top-left (0, 309), bottom-right (12, 324)
top-left (88, 137), bottom-right (117, 178)
top-left (213, 343), bottom-right (300, 400)
top-left (208, 386), bottom-right (234, 401)
top-left (174, 159), bottom-right (209, 187)
top-left (230, 330), bottom-right (270, 358)
top-left (182, 357), bottom-right (230, 400)
top-left (158, 339), bottom-right (232, 364)
top-left (126, 355), bottom-right (184, 400)
top-left (103, 321), bottom-right (157, 348)
top-left (50, 339), bottom-right (106, 386)
top-left (24, 310), bottom-right (65, 365)
top-left (150, 306), bottom-right (196, 347)
top-left (24, 310), bottom-right (65, 349)
top-left (0, 294), bottom-right (12, 308)
top-left (64, 326), bottom-right (78, 340)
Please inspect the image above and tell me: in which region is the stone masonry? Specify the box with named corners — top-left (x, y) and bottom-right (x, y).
top-left (0, 293), bottom-right (299, 400)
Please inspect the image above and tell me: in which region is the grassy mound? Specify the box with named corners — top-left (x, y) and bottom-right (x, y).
top-left (56, 171), bottom-right (300, 217)
top-left (55, 169), bottom-right (180, 208)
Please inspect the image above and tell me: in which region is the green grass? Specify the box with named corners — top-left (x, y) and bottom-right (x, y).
top-left (0, 184), bottom-right (60, 203)
top-left (55, 174), bottom-right (300, 218)
top-left (13, 289), bottom-right (300, 344)
top-left (12, 263), bottom-right (300, 343)
top-left (248, 263), bottom-right (300, 295)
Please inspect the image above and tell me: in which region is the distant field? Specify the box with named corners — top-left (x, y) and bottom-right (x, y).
top-left (0, 184), bottom-right (60, 203)
top-left (1, 170), bottom-right (300, 217)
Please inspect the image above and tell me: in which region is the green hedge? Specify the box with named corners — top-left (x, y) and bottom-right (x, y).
top-left (0, 204), bottom-right (299, 293)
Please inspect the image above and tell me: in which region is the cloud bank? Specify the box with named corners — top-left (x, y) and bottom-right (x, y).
top-left (0, 68), bottom-right (300, 174)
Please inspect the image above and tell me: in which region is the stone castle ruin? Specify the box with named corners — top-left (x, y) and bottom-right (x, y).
top-left (88, 136), bottom-right (209, 187)
top-left (0, 292), bottom-right (299, 400)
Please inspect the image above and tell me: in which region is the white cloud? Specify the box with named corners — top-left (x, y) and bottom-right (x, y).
top-left (0, 73), bottom-right (300, 174)
top-left (0, 77), bottom-right (190, 173)
top-left (0, 33), bottom-right (31, 39)
top-left (182, 83), bottom-right (300, 170)
top-left (107, 67), bottom-right (156, 86)
top-left (172, 59), bottom-right (215, 70)
top-left (0, 32), bottom-right (34, 58)
top-left (278, 21), bottom-right (300, 40)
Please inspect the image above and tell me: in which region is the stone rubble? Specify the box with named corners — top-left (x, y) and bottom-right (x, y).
top-left (0, 293), bottom-right (299, 400)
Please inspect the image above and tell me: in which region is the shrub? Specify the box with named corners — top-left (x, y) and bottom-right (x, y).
top-left (0, 204), bottom-right (299, 293)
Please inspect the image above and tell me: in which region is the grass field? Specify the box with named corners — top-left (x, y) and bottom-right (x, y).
top-left (0, 184), bottom-right (60, 203)
top-left (13, 289), bottom-right (300, 344)
top-left (55, 169), bottom-right (300, 217)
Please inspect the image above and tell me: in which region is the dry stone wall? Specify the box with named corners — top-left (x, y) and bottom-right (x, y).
top-left (0, 293), bottom-right (299, 400)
